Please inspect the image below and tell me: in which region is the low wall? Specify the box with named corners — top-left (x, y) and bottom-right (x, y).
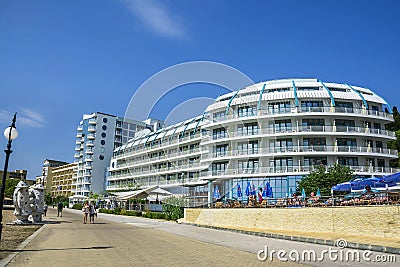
top-left (184, 206), bottom-right (400, 240)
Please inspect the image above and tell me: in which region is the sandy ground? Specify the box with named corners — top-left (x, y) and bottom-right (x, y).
top-left (0, 209), bottom-right (41, 260)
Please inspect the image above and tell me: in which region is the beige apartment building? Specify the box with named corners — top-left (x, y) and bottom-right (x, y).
top-left (50, 163), bottom-right (77, 197)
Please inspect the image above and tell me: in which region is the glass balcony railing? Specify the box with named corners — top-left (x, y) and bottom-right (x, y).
top-left (209, 106), bottom-right (393, 124)
top-left (204, 165), bottom-right (400, 177)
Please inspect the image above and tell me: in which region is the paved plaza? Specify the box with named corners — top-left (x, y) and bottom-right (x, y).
top-left (2, 208), bottom-right (398, 267)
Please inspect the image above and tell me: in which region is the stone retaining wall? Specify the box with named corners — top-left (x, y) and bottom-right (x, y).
top-left (184, 206), bottom-right (400, 239)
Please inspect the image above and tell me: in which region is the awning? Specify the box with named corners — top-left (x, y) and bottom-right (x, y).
top-left (114, 186), bottom-right (158, 201)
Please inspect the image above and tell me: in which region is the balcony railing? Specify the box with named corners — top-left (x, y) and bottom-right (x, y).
top-left (205, 165), bottom-right (399, 177)
top-left (202, 125), bottom-right (395, 141)
top-left (210, 106), bottom-right (393, 124)
top-left (106, 175), bottom-right (202, 190)
top-left (112, 133), bottom-right (202, 159)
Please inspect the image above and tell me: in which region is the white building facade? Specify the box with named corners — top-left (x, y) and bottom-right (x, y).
top-left (73, 112), bottom-right (163, 198)
top-left (107, 79), bottom-right (398, 205)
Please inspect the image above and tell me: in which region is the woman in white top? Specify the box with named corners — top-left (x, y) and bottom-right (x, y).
top-left (82, 201), bottom-right (89, 224)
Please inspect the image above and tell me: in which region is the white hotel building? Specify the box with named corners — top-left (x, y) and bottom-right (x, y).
top-left (107, 79), bottom-right (398, 205)
top-left (73, 112), bottom-right (164, 199)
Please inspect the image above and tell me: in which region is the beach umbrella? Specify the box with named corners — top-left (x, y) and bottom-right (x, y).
top-left (213, 185), bottom-right (221, 199)
top-left (262, 182), bottom-right (269, 198)
top-left (267, 183), bottom-right (273, 198)
top-left (301, 188), bottom-right (306, 199)
top-left (245, 182), bottom-right (251, 196)
top-left (251, 184), bottom-right (257, 196)
top-left (382, 172), bottom-right (400, 184)
top-left (237, 184), bottom-right (243, 198)
top-left (331, 181), bottom-right (352, 192)
top-left (316, 188), bottom-right (321, 197)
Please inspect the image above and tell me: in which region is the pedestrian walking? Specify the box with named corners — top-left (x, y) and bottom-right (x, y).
top-left (43, 204), bottom-right (48, 216)
top-left (89, 201), bottom-right (97, 224)
top-left (82, 201), bottom-right (89, 224)
top-left (57, 202), bottom-right (63, 217)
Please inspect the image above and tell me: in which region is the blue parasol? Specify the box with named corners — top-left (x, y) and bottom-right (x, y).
top-left (237, 184), bottom-right (243, 198)
top-left (213, 185), bottom-right (221, 199)
top-left (251, 184), bottom-right (257, 196)
top-left (301, 188), bottom-right (306, 199)
top-left (316, 188), bottom-right (321, 197)
top-left (262, 182), bottom-right (269, 198)
top-left (245, 182), bottom-right (251, 196)
top-left (267, 184), bottom-right (273, 198)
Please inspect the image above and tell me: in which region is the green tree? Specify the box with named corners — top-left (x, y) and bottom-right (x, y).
top-left (4, 178), bottom-right (19, 198)
top-left (297, 164), bottom-right (354, 196)
top-left (162, 196), bottom-right (186, 221)
top-left (44, 193), bottom-right (53, 205)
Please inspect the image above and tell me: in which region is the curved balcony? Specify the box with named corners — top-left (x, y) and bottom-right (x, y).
top-left (202, 125), bottom-right (395, 145)
top-left (206, 165), bottom-right (399, 178)
top-left (112, 133), bottom-right (202, 159)
top-left (207, 106), bottom-right (393, 126)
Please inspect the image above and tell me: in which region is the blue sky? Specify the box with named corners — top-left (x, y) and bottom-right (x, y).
top-left (0, 0), bottom-right (399, 180)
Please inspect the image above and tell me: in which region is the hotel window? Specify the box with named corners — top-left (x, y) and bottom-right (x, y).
top-left (377, 159), bottom-right (385, 168)
top-left (237, 122), bottom-right (258, 135)
top-left (212, 162), bottom-right (228, 175)
top-left (300, 100), bottom-right (323, 111)
top-left (238, 160), bottom-right (259, 173)
top-left (213, 128), bottom-right (227, 140)
top-left (338, 157), bottom-right (358, 166)
top-left (375, 141), bottom-right (383, 149)
top-left (303, 138), bottom-right (326, 151)
top-left (271, 157), bottom-right (293, 172)
top-left (304, 157), bottom-right (327, 166)
top-left (272, 119), bottom-right (292, 133)
top-left (371, 106), bottom-right (379, 113)
top-left (213, 111), bottom-right (226, 122)
top-left (237, 141), bottom-right (258, 155)
top-left (335, 101), bottom-right (353, 112)
top-left (270, 138), bottom-right (293, 153)
top-left (297, 87), bottom-right (320, 91)
top-left (373, 123), bottom-right (381, 130)
top-left (335, 119), bottom-right (355, 127)
top-left (268, 101), bottom-right (291, 114)
top-left (214, 144), bottom-right (228, 157)
top-left (336, 138), bottom-right (357, 147)
top-left (237, 105), bottom-right (256, 117)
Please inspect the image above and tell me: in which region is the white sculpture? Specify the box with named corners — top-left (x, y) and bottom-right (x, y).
top-left (29, 183), bottom-right (45, 223)
top-left (13, 181), bottom-right (32, 224)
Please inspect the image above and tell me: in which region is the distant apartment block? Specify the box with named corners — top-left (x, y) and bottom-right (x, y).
top-left (50, 163), bottom-right (77, 198)
top-left (72, 112), bottom-right (164, 198)
top-left (36, 159), bottom-right (69, 192)
top-left (1, 169), bottom-right (28, 181)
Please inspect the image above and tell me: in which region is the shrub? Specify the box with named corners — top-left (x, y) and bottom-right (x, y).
top-left (163, 196), bottom-right (186, 221)
top-left (143, 212), bottom-right (166, 220)
top-left (98, 208), bottom-right (113, 214)
top-left (120, 209), bottom-right (127, 215)
top-left (113, 207), bottom-right (122, 215)
top-left (72, 204), bottom-right (83, 210)
top-left (126, 210), bottom-right (142, 217)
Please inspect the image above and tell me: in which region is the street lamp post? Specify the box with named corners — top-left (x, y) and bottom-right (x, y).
top-left (0, 113), bottom-right (18, 241)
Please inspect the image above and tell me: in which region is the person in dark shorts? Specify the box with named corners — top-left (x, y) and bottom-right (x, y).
top-left (57, 202), bottom-right (63, 217)
top-left (89, 201), bottom-right (97, 224)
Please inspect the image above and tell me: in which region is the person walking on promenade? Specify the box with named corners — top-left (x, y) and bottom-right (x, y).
top-left (89, 201), bottom-right (96, 224)
top-left (43, 204), bottom-right (48, 216)
top-left (57, 202), bottom-right (63, 217)
top-left (82, 201), bottom-right (89, 224)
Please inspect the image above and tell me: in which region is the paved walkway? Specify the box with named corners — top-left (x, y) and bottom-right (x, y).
top-left (4, 208), bottom-right (399, 267)
top-left (4, 208), bottom-right (298, 267)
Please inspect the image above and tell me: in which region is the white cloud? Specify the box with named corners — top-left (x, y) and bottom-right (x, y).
top-left (123, 0), bottom-right (186, 39)
top-left (0, 108), bottom-right (45, 128)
